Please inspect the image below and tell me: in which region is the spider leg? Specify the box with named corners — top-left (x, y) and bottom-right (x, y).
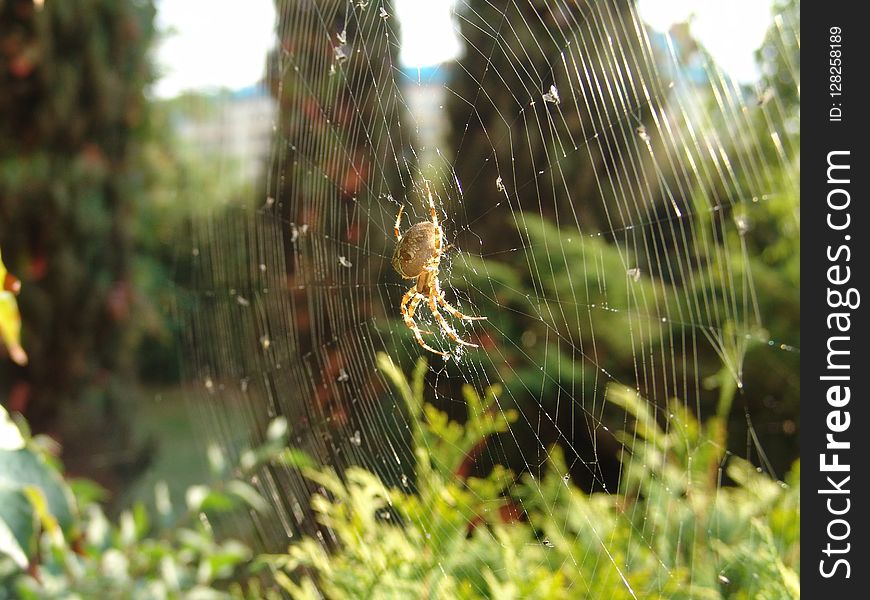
top-left (393, 205), bottom-right (405, 240)
top-left (432, 279), bottom-right (487, 320)
top-left (420, 181), bottom-right (445, 261)
top-left (436, 292), bottom-right (488, 321)
top-left (407, 293), bottom-right (433, 334)
top-left (401, 285), bottom-right (446, 356)
top-left (428, 290), bottom-right (479, 349)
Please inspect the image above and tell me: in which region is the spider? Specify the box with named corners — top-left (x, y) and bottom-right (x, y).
top-left (392, 182), bottom-right (486, 356)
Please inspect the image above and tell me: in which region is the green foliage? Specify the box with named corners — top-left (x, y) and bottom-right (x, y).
top-left (454, 211), bottom-right (668, 398)
top-left (440, 0), bottom-right (801, 479)
top-left (0, 0), bottom-right (158, 489)
top-left (264, 353), bottom-right (799, 599)
top-left (0, 354), bottom-right (799, 598)
top-left (0, 403), bottom-right (296, 599)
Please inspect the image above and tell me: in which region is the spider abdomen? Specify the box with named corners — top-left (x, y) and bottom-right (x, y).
top-left (392, 221), bottom-right (438, 279)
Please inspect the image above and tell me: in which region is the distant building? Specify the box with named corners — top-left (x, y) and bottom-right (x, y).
top-left (401, 66), bottom-right (451, 170)
top-left (173, 84), bottom-right (277, 187)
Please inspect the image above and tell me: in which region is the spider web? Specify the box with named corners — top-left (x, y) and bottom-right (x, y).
top-left (178, 0), bottom-right (799, 595)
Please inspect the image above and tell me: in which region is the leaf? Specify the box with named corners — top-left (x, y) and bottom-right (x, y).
top-left (187, 480), bottom-right (268, 515)
top-left (226, 481), bottom-right (269, 514)
top-left (0, 292), bottom-right (27, 365)
top-left (22, 485), bottom-right (63, 547)
top-left (266, 417), bottom-right (289, 442)
top-left (376, 353), bottom-right (417, 414)
top-left (155, 480), bottom-right (173, 519)
top-left (206, 539), bottom-right (253, 579)
top-left (132, 501), bottom-right (150, 539)
top-left (0, 405), bottom-right (25, 451)
top-left (0, 485), bottom-right (36, 569)
top-left (275, 448), bottom-right (316, 470)
top-left (0, 251), bottom-right (26, 366)
top-left (119, 509), bottom-right (137, 546)
top-left (606, 384), bottom-right (666, 446)
top-left (186, 485), bottom-right (211, 512)
top-left (207, 443), bottom-right (227, 476)
top-left (0, 448), bottom-right (75, 533)
top-left (68, 477), bottom-right (109, 506)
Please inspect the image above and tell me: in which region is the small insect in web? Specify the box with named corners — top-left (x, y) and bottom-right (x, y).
top-left (392, 181), bottom-right (486, 356)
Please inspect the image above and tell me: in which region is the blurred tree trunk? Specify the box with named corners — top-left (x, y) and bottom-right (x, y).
top-left (188, 0), bottom-right (411, 549)
top-left (443, 0), bottom-right (801, 478)
top-left (0, 0), bottom-right (155, 492)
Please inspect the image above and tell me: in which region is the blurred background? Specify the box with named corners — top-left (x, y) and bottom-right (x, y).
top-left (1, 0), bottom-right (798, 560)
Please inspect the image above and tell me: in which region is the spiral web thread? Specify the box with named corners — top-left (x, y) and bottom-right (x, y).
top-left (181, 0), bottom-right (799, 595)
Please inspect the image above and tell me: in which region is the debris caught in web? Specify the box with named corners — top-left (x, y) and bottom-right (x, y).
top-left (334, 29), bottom-right (350, 63)
top-left (757, 87), bottom-right (774, 107)
top-left (636, 125), bottom-right (650, 143)
top-left (542, 84), bottom-right (560, 104)
top-left (290, 223), bottom-right (308, 243)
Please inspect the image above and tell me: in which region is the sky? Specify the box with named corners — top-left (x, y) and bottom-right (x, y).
top-left (153, 0), bottom-right (774, 98)
top-left (153, 0), bottom-right (277, 98)
top-left (637, 0), bottom-right (774, 83)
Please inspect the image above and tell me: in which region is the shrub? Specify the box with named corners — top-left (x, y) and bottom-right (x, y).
top-left (0, 402), bottom-right (299, 599)
top-left (261, 353), bottom-right (800, 599)
top-left (0, 353), bottom-right (799, 598)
